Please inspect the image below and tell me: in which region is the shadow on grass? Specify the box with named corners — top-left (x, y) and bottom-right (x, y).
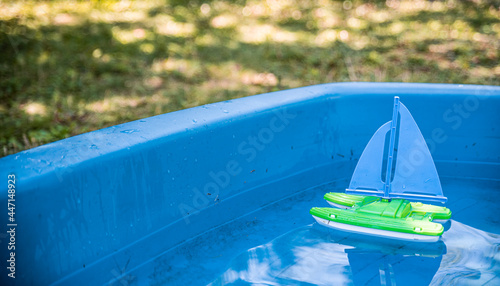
top-left (1, 0), bottom-right (499, 156)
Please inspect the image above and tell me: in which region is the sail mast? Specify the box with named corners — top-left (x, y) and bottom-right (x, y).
top-left (384, 96), bottom-right (400, 198)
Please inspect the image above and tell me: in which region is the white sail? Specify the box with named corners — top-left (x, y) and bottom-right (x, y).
top-left (346, 122), bottom-right (390, 197)
top-left (389, 102), bottom-right (446, 203)
top-left (346, 97), bottom-right (447, 203)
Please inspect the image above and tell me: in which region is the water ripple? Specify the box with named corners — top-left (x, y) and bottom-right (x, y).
top-left (209, 220), bottom-right (500, 286)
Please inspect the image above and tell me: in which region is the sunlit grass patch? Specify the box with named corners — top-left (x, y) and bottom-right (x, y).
top-left (1, 0), bottom-right (499, 156)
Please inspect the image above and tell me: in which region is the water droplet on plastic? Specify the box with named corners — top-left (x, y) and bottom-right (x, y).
top-left (223, 110), bottom-right (229, 113)
top-left (192, 119), bottom-right (197, 124)
top-left (121, 129), bottom-right (138, 134)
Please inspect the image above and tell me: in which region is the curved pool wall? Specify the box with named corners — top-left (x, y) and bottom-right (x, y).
top-left (1, 82), bottom-right (499, 285)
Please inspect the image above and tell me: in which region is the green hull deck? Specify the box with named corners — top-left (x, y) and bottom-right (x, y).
top-left (310, 193), bottom-right (452, 242)
top-left (324, 193), bottom-right (451, 221)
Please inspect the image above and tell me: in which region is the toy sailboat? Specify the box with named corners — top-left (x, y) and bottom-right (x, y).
top-left (310, 96), bottom-right (451, 242)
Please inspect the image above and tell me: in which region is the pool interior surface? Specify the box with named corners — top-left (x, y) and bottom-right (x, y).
top-left (118, 175), bottom-right (499, 286)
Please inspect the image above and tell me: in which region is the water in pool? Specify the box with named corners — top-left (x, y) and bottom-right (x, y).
top-left (134, 177), bottom-right (499, 285)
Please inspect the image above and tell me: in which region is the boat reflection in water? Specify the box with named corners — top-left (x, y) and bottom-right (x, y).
top-left (209, 224), bottom-right (446, 285)
top-left (339, 229), bottom-right (446, 286)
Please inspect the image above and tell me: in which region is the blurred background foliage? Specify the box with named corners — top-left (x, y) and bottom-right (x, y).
top-left (0, 0), bottom-right (499, 157)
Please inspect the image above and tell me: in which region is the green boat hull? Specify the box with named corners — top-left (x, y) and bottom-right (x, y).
top-left (310, 193), bottom-right (452, 242)
top-left (324, 193), bottom-right (452, 221)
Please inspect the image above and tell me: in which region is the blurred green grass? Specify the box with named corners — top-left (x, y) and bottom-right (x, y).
top-left (1, 0), bottom-right (499, 157)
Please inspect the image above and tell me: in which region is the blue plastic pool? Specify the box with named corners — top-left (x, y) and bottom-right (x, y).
top-left (1, 83), bottom-right (499, 285)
